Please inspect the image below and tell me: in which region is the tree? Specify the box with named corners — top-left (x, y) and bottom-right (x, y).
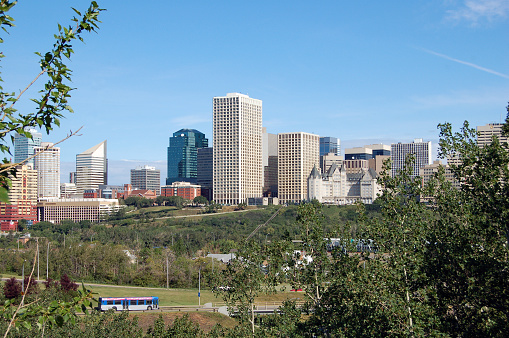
top-left (3, 277), bottom-right (21, 299)
top-left (0, 1), bottom-right (103, 202)
top-left (59, 274), bottom-right (78, 293)
top-left (300, 111), bottom-right (509, 336)
top-left (217, 104), bottom-right (509, 336)
top-left (193, 195), bottom-right (208, 206)
top-left (0, 2), bottom-right (103, 335)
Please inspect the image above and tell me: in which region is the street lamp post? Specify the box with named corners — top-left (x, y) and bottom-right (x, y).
top-left (166, 253), bottom-right (169, 289)
top-left (198, 266), bottom-right (201, 306)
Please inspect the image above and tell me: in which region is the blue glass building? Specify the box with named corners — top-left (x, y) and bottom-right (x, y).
top-left (14, 128), bottom-right (42, 166)
top-left (320, 137), bottom-right (341, 157)
top-left (166, 129), bottom-right (208, 185)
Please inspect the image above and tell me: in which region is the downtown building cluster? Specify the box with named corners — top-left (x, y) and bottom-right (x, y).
top-left (2, 94), bottom-right (505, 231)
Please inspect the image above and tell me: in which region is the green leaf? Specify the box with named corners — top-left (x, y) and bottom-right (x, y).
top-left (55, 315), bottom-right (64, 327)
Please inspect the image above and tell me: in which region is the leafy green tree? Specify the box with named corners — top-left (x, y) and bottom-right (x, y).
top-left (166, 314), bottom-right (203, 337)
top-left (193, 195), bottom-right (208, 205)
top-left (0, 1), bottom-right (103, 203)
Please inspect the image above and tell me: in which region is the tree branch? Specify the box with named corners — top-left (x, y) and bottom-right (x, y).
top-left (0, 126), bottom-right (82, 174)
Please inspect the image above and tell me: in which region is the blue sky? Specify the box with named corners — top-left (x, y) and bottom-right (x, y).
top-left (2, 0), bottom-right (508, 185)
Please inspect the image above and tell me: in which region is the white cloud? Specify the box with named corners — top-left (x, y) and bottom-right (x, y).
top-left (446, 0), bottom-right (509, 24)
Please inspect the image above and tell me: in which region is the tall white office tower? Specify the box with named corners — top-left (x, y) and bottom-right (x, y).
top-left (278, 132), bottom-right (320, 204)
top-left (76, 140), bottom-right (108, 194)
top-left (391, 139), bottom-right (432, 178)
top-left (34, 142), bottom-right (60, 199)
top-left (14, 128), bottom-right (42, 166)
top-left (213, 93), bottom-right (263, 205)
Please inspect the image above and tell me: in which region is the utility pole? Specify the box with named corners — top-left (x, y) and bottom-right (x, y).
top-left (166, 253), bottom-right (169, 289)
top-left (46, 241), bottom-right (50, 280)
top-left (37, 238), bottom-right (39, 281)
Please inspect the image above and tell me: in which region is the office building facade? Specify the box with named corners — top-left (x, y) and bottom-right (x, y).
top-left (161, 181), bottom-right (201, 200)
top-left (34, 142), bottom-right (60, 199)
top-left (167, 129), bottom-right (208, 185)
top-left (197, 147), bottom-right (213, 201)
top-left (391, 139), bottom-right (431, 178)
top-left (263, 128), bottom-right (278, 197)
top-left (320, 137), bottom-right (341, 157)
top-left (278, 132), bottom-right (320, 204)
top-left (14, 128), bottom-right (42, 166)
top-left (76, 140), bottom-right (108, 194)
top-left (213, 93), bottom-right (263, 205)
top-left (38, 198), bottom-right (122, 224)
top-left (131, 165), bottom-right (161, 195)
top-left (477, 123), bottom-right (509, 148)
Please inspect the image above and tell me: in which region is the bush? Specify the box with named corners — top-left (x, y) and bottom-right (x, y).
top-left (3, 277), bottom-right (21, 299)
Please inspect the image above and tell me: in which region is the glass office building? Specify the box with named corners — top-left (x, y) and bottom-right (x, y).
top-left (319, 137), bottom-right (341, 157)
top-left (167, 129), bottom-right (208, 185)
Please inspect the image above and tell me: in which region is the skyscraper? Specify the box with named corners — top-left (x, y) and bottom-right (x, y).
top-left (34, 142), bottom-right (60, 199)
top-left (391, 139), bottom-right (431, 178)
top-left (213, 93), bottom-right (263, 205)
top-left (278, 132), bottom-right (320, 204)
top-left (263, 128), bottom-right (278, 197)
top-left (14, 128), bottom-right (42, 166)
top-left (166, 129), bottom-right (208, 185)
top-left (131, 165), bottom-right (161, 195)
top-left (320, 136), bottom-right (341, 157)
top-left (197, 147), bottom-right (213, 201)
top-left (76, 140), bottom-right (107, 194)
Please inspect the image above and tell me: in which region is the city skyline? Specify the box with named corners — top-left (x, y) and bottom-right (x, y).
top-left (3, 1), bottom-right (508, 185)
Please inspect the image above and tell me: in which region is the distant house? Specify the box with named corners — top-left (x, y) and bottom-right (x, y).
top-left (206, 253), bottom-right (236, 264)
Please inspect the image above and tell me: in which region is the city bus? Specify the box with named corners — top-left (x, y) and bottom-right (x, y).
top-left (98, 296), bottom-right (159, 311)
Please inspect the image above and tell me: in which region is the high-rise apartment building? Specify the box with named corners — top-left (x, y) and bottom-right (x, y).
top-left (131, 165), bottom-right (161, 195)
top-left (477, 123), bottom-right (509, 148)
top-left (320, 137), bottom-right (341, 157)
top-left (34, 142), bottom-right (60, 199)
top-left (0, 164), bottom-right (38, 231)
top-left (14, 128), bottom-right (42, 166)
top-left (213, 93), bottom-right (263, 205)
top-left (278, 132), bottom-right (320, 204)
top-left (167, 129), bottom-right (208, 185)
top-left (76, 140), bottom-right (107, 194)
top-left (391, 139), bottom-right (431, 178)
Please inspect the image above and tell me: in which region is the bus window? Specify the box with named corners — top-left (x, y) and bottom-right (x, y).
top-left (147, 300), bottom-right (152, 305)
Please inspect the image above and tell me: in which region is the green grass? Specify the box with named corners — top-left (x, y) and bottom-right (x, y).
top-left (83, 284), bottom-right (217, 307)
top-left (82, 283), bottom-right (302, 307)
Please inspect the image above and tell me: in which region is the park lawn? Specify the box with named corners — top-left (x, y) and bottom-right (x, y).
top-left (82, 284), bottom-right (302, 308)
